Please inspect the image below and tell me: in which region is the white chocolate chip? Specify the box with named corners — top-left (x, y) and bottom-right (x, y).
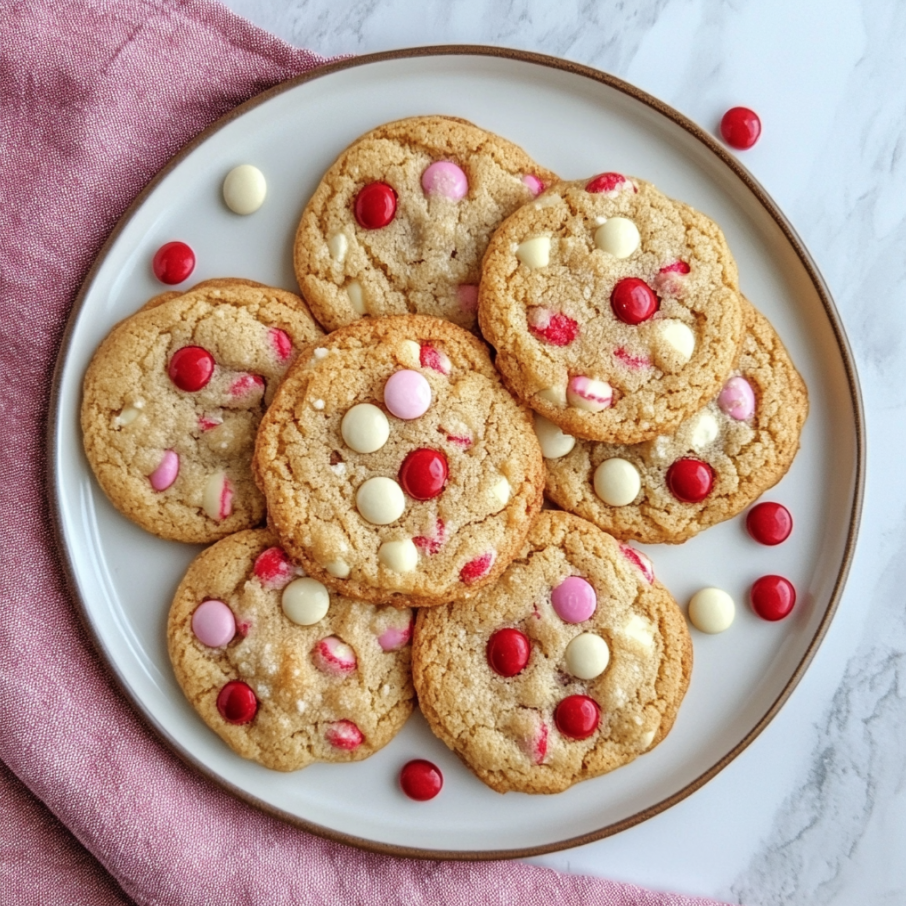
top-left (329, 462), bottom-right (346, 477)
top-left (398, 340), bottom-right (421, 368)
top-left (622, 613), bottom-right (655, 649)
top-left (114, 406), bottom-right (141, 427)
top-left (222, 164), bottom-right (267, 215)
top-left (378, 539), bottom-right (418, 573)
top-left (201, 471), bottom-right (231, 520)
top-left (282, 577), bottom-right (330, 625)
top-left (356, 477), bottom-right (405, 525)
top-left (565, 633), bottom-right (610, 680)
top-left (312, 399), bottom-right (325, 410)
top-left (341, 403), bottom-right (390, 453)
top-left (325, 559), bottom-right (350, 579)
top-left (313, 347), bottom-right (328, 360)
top-left (594, 216), bottom-right (640, 258)
top-left (533, 413), bottom-right (575, 459)
top-left (688, 587), bottom-right (735, 634)
top-left (640, 728), bottom-right (657, 749)
top-left (658, 320), bottom-right (696, 363)
top-left (328, 232), bottom-right (348, 263)
top-left (489, 476), bottom-right (511, 512)
top-left (593, 458), bottom-right (641, 507)
top-left (515, 236), bottom-right (551, 269)
top-left (537, 385), bottom-right (567, 407)
top-left (690, 410), bottom-right (719, 450)
top-left (347, 280), bottom-right (366, 315)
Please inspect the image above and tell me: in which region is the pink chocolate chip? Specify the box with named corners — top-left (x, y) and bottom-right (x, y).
top-left (522, 174), bottom-right (545, 196)
top-left (149, 450), bottom-right (179, 491)
top-left (456, 284), bottom-right (479, 314)
top-left (551, 576), bottom-right (597, 623)
top-left (325, 720), bottom-right (364, 750)
top-left (269, 328), bottom-right (293, 362)
top-left (384, 369), bottom-right (432, 420)
top-left (620, 544), bottom-right (655, 584)
top-left (191, 599), bottom-right (236, 648)
top-left (421, 161), bottom-right (468, 200)
top-left (420, 344), bottom-right (451, 375)
top-left (718, 376), bottom-right (756, 420)
top-left (460, 551), bottom-right (495, 585)
top-left (253, 546), bottom-right (295, 590)
top-left (378, 622), bottom-right (412, 652)
top-left (313, 636), bottom-right (357, 676)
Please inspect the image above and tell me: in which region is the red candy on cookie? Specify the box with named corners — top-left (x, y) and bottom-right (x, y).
top-left (216, 680), bottom-right (258, 724)
top-left (554, 694), bottom-right (600, 740)
top-left (486, 628), bottom-right (531, 677)
top-left (611, 277), bottom-right (659, 325)
top-left (354, 182), bottom-right (397, 229)
top-left (168, 345), bottom-right (215, 392)
top-left (666, 458), bottom-right (714, 503)
top-left (399, 448), bottom-right (448, 500)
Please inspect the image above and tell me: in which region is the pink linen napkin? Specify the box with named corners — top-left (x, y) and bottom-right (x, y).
top-left (0, 1), bottom-right (733, 903)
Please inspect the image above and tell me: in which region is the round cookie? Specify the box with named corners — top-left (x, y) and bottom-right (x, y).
top-left (541, 300), bottom-right (808, 543)
top-left (81, 279), bottom-right (323, 543)
top-left (478, 173), bottom-right (746, 444)
top-left (168, 529), bottom-right (415, 771)
top-left (294, 115), bottom-right (558, 332)
top-left (412, 511), bottom-right (692, 794)
top-left (253, 315), bottom-right (545, 608)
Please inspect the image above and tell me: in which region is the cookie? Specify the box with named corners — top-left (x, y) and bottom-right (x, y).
top-left (253, 315), bottom-right (545, 608)
top-left (81, 279), bottom-right (323, 543)
top-left (478, 173), bottom-right (746, 444)
top-left (541, 300), bottom-right (808, 544)
top-left (167, 529), bottom-right (415, 771)
top-left (412, 511), bottom-right (692, 794)
top-left (294, 115), bottom-right (558, 332)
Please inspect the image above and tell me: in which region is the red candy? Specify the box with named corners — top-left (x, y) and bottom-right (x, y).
top-left (746, 502), bottom-right (793, 545)
top-left (750, 575), bottom-right (796, 621)
top-left (460, 552), bottom-right (494, 585)
top-left (586, 172), bottom-right (628, 194)
top-left (216, 681), bottom-right (257, 724)
top-left (527, 310), bottom-right (580, 346)
top-left (325, 720), bottom-right (364, 750)
top-left (660, 260), bottom-right (691, 275)
top-left (554, 695), bottom-right (600, 740)
top-left (253, 546), bottom-right (294, 589)
top-left (269, 328), bottom-right (293, 362)
top-left (168, 346), bottom-right (215, 392)
top-left (611, 278), bottom-right (659, 325)
top-left (413, 518), bottom-right (446, 555)
top-left (399, 448), bottom-right (448, 500)
top-left (720, 107), bottom-right (762, 150)
top-left (486, 628), bottom-right (531, 677)
top-left (666, 458), bottom-right (714, 503)
top-left (152, 241), bottom-right (195, 284)
top-left (400, 759), bottom-right (444, 801)
top-left (354, 182), bottom-right (397, 229)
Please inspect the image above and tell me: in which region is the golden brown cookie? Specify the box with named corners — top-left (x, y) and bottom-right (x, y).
top-left (253, 315), bottom-right (545, 608)
top-left (541, 300), bottom-right (808, 543)
top-left (294, 115), bottom-right (558, 332)
top-left (478, 173), bottom-right (745, 443)
top-left (413, 511), bottom-right (692, 794)
top-left (81, 279), bottom-right (323, 543)
top-left (167, 529), bottom-right (415, 771)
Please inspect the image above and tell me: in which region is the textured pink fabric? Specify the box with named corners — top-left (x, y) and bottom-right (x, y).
top-left (0, 1), bottom-right (732, 903)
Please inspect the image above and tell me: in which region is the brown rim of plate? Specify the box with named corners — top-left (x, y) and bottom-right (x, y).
top-left (47, 45), bottom-right (865, 862)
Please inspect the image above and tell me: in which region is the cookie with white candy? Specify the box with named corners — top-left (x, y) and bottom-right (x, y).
top-left (541, 299), bottom-right (808, 544)
top-left (412, 511), bottom-right (691, 794)
top-left (478, 172), bottom-right (745, 444)
top-left (253, 315), bottom-right (545, 608)
top-left (81, 279), bottom-right (323, 543)
top-left (293, 115), bottom-right (558, 332)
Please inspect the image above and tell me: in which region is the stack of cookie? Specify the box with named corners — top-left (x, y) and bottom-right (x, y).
top-left (80, 115), bottom-right (806, 795)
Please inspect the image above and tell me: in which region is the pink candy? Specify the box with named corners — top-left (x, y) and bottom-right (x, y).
top-left (718, 376), bottom-right (755, 420)
top-left (456, 284), bottom-right (479, 314)
top-left (149, 450), bottom-right (179, 491)
top-left (384, 369), bottom-right (431, 420)
top-left (522, 174), bottom-right (545, 196)
top-left (191, 599), bottom-right (236, 648)
top-left (620, 545), bottom-right (655, 584)
top-left (313, 636), bottom-right (357, 676)
top-left (378, 622), bottom-right (412, 652)
top-left (551, 576), bottom-right (597, 623)
top-left (269, 328), bottom-right (293, 362)
top-left (325, 720), bottom-right (364, 750)
top-left (421, 161), bottom-right (468, 200)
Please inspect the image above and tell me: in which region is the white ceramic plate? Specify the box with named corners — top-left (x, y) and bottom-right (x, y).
top-left (51, 48), bottom-right (863, 858)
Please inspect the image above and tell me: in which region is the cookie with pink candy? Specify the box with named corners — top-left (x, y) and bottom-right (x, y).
top-left (478, 172), bottom-right (746, 444)
top-left (293, 115), bottom-right (557, 332)
top-left (412, 511), bottom-right (692, 794)
top-left (81, 279), bottom-right (322, 543)
top-left (253, 315), bottom-right (545, 607)
top-left (541, 299), bottom-right (808, 544)
top-left (167, 529), bottom-right (414, 771)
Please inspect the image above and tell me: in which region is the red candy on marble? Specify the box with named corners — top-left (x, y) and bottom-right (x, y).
top-left (400, 759), bottom-right (444, 801)
top-left (399, 448), bottom-right (448, 500)
top-left (611, 278), bottom-right (659, 325)
top-left (354, 182), bottom-right (397, 229)
top-left (152, 241), bottom-right (195, 284)
top-left (746, 502), bottom-right (792, 545)
top-left (216, 681), bottom-right (257, 724)
top-left (666, 458), bottom-right (714, 503)
top-left (751, 575), bottom-right (796, 621)
top-left (486, 628), bottom-right (531, 677)
top-left (720, 107), bottom-right (762, 150)
top-left (168, 346), bottom-right (215, 392)
top-left (554, 695), bottom-right (600, 740)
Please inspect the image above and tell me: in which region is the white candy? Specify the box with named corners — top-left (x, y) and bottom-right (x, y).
top-left (515, 236), bottom-right (551, 269)
top-left (328, 232), bottom-right (348, 263)
top-left (356, 477), bottom-right (405, 525)
top-left (341, 403), bottom-right (390, 453)
top-left (489, 476), bottom-right (511, 512)
top-left (282, 577), bottom-right (330, 625)
top-left (593, 458), bottom-right (641, 507)
top-left (378, 539), bottom-right (418, 573)
top-left (325, 559), bottom-right (350, 579)
top-left (347, 280), bottom-right (367, 315)
top-left (659, 320), bottom-right (696, 363)
top-left (222, 164), bottom-right (267, 215)
top-left (533, 413), bottom-right (575, 459)
top-left (690, 411), bottom-right (719, 450)
top-left (114, 405), bottom-right (141, 427)
top-left (688, 587), bottom-right (735, 634)
top-left (565, 633), bottom-right (610, 680)
top-left (537, 385), bottom-right (566, 407)
top-left (594, 217), bottom-right (640, 258)
top-left (622, 613), bottom-right (655, 649)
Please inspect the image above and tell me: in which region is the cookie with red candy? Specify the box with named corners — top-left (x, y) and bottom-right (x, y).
top-left (293, 115), bottom-right (557, 332)
top-left (541, 299), bottom-right (807, 544)
top-left (478, 173), bottom-right (745, 444)
top-left (167, 529), bottom-right (414, 771)
top-left (81, 279), bottom-right (322, 543)
top-left (253, 315), bottom-right (545, 608)
top-left (412, 511), bottom-right (692, 794)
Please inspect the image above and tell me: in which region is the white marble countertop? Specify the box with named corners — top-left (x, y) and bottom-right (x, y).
top-left (218, 1), bottom-right (903, 902)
